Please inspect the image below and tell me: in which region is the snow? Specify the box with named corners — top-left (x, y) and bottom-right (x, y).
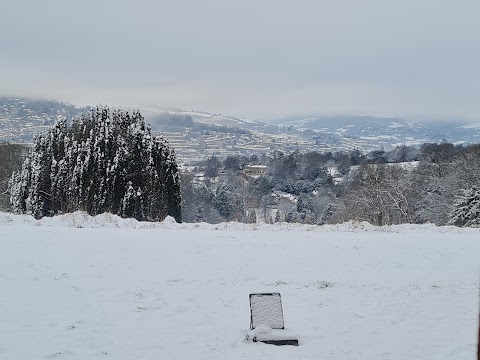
top-left (273, 191), bottom-right (297, 203)
top-left (0, 211), bottom-right (479, 359)
top-left (247, 326), bottom-right (298, 342)
top-left (250, 293), bottom-right (284, 329)
top-left (387, 123), bottom-right (406, 129)
top-left (461, 122), bottom-right (480, 129)
top-left (386, 161), bottom-right (420, 169)
top-left (359, 135), bottom-right (396, 140)
top-left (247, 324), bottom-right (273, 340)
top-left (180, 111), bottom-right (213, 118)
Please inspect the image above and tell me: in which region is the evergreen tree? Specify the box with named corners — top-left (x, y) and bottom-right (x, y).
top-left (0, 143), bottom-right (28, 211)
top-left (448, 187), bottom-right (480, 227)
top-left (213, 183), bottom-right (244, 221)
top-left (9, 106), bottom-right (181, 222)
top-left (319, 203), bottom-right (335, 225)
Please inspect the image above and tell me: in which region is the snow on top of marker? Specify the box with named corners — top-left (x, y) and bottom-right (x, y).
top-left (250, 293), bottom-right (284, 329)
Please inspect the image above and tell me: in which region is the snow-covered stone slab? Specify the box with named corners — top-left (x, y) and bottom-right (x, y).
top-left (249, 293), bottom-right (298, 346)
top-left (250, 293), bottom-right (285, 329)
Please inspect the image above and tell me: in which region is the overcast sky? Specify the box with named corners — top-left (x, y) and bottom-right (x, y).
top-left (1, 0), bottom-right (479, 121)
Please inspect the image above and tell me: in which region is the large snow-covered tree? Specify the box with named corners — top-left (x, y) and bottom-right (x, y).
top-left (447, 187), bottom-right (480, 227)
top-left (9, 106), bottom-right (181, 222)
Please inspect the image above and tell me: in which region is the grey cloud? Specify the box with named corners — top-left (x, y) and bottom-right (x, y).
top-left (1, 0), bottom-right (479, 120)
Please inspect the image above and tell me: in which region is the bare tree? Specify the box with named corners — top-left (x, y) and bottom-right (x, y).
top-left (341, 164), bottom-right (415, 225)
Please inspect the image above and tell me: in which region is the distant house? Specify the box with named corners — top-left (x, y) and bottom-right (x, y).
top-left (245, 165), bottom-right (268, 177)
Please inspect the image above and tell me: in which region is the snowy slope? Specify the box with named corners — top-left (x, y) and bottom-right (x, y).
top-left (0, 212), bottom-right (479, 359)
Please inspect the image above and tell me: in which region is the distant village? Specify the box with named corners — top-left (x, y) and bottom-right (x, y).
top-left (0, 97), bottom-right (379, 167)
top-left (157, 128), bottom-right (371, 165)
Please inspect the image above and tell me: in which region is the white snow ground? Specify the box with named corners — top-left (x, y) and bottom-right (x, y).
top-left (0, 212), bottom-right (479, 359)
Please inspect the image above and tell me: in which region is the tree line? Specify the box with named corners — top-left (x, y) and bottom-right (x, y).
top-left (1, 116), bottom-right (479, 227)
top-left (180, 143), bottom-right (480, 227)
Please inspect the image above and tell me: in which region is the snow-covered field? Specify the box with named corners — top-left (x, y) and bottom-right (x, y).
top-left (1, 212), bottom-right (479, 359)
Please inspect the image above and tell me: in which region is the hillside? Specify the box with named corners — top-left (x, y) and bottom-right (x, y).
top-left (273, 115), bottom-right (480, 148)
top-left (0, 97), bottom-right (88, 143)
top-left (2, 97), bottom-right (480, 162)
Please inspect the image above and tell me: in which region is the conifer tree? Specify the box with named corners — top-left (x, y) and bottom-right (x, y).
top-left (448, 187), bottom-right (480, 227)
top-left (9, 106), bottom-right (181, 222)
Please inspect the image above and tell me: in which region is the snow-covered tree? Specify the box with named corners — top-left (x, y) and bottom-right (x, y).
top-left (447, 187), bottom-right (480, 227)
top-left (9, 106), bottom-right (181, 222)
top-left (213, 183), bottom-right (244, 222)
top-left (342, 164), bottom-right (415, 226)
top-left (0, 143), bottom-right (28, 211)
top-left (245, 209), bottom-right (257, 224)
top-left (319, 203), bottom-right (335, 225)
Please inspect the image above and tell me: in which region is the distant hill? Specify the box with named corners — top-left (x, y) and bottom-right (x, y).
top-left (141, 107), bottom-right (273, 133)
top-left (270, 115), bottom-right (480, 148)
top-left (2, 97), bottom-right (480, 153)
top-left (0, 97), bottom-right (88, 143)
